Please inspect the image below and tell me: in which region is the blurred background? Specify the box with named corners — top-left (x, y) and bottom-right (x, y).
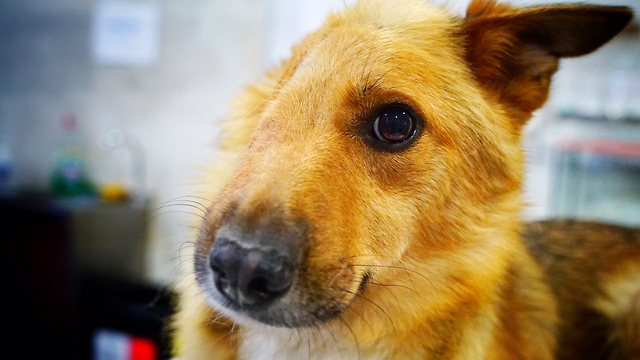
top-left (0, 0), bottom-right (638, 358)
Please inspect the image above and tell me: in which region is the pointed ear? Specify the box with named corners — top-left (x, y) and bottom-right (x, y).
top-left (463, 0), bottom-right (633, 124)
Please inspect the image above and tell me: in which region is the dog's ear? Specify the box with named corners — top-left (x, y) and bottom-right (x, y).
top-left (463, 0), bottom-right (633, 124)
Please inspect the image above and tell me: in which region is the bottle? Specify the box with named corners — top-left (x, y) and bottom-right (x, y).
top-left (49, 112), bottom-right (97, 198)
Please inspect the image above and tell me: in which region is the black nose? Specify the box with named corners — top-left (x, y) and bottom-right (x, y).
top-left (209, 241), bottom-right (294, 308)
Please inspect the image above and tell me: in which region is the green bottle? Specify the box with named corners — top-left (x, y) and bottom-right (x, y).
top-left (49, 113), bottom-right (96, 198)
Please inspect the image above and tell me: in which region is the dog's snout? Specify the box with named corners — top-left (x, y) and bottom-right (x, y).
top-left (210, 239), bottom-right (295, 308)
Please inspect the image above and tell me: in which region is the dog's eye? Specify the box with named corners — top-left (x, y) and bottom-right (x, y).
top-left (372, 106), bottom-right (416, 144)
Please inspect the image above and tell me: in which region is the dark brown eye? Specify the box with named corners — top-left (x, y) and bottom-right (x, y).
top-left (373, 106), bottom-right (416, 144)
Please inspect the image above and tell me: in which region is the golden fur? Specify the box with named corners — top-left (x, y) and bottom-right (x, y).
top-left (170, 0), bottom-right (638, 359)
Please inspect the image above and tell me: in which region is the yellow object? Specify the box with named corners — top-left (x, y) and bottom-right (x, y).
top-left (99, 182), bottom-right (130, 202)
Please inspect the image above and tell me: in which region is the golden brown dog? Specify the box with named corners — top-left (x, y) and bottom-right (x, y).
top-left (170, 0), bottom-right (639, 358)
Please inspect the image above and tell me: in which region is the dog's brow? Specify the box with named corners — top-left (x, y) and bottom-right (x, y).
top-left (350, 66), bottom-right (393, 105)
top-left (358, 43), bottom-right (377, 96)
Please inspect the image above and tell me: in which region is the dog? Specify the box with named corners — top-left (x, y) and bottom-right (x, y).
top-left (170, 0), bottom-right (639, 358)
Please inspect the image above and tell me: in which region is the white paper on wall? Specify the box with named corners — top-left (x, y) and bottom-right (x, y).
top-left (92, 0), bottom-right (160, 66)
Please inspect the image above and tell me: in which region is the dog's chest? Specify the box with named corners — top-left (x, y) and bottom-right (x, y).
top-left (238, 327), bottom-right (391, 360)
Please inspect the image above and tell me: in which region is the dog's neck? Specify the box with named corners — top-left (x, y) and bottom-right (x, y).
top-left (237, 309), bottom-right (500, 360)
top-left (240, 325), bottom-right (462, 360)
top-left (239, 326), bottom-right (369, 360)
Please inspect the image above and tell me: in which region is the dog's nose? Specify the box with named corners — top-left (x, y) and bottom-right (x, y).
top-left (209, 240), bottom-right (294, 308)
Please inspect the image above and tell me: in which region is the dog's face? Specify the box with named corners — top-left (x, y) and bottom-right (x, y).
top-left (192, 0), bottom-right (631, 329)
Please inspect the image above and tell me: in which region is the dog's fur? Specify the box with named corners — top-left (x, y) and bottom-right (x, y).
top-left (170, 0), bottom-right (639, 359)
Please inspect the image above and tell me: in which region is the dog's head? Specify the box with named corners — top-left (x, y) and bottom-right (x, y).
top-left (193, 0), bottom-right (632, 329)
